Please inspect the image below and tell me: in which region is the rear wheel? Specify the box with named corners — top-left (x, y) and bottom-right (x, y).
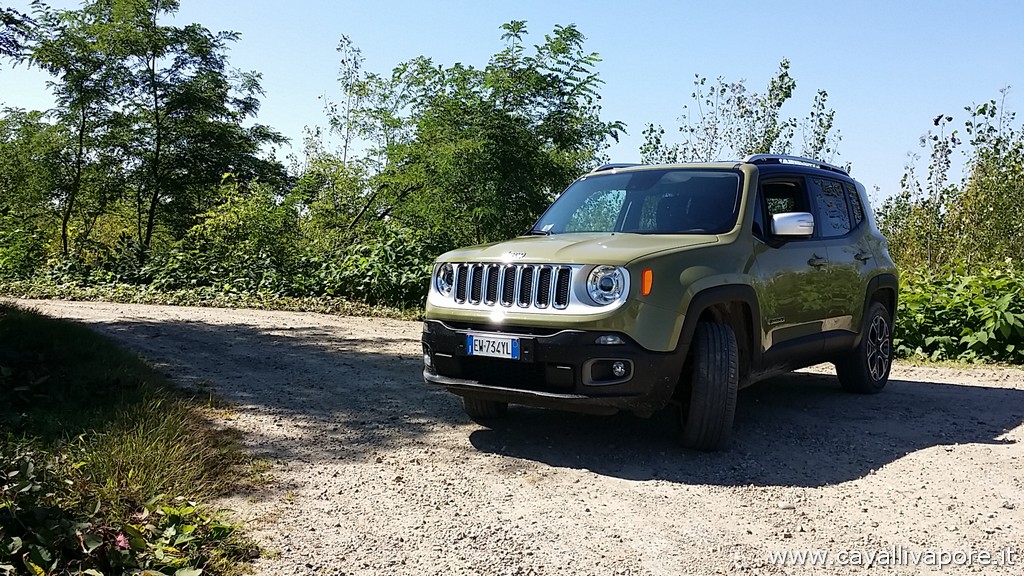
top-left (835, 301), bottom-right (893, 394)
top-left (463, 396), bottom-right (508, 421)
top-left (679, 322), bottom-right (739, 451)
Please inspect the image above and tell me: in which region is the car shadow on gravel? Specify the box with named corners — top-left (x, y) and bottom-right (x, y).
top-left (468, 372), bottom-right (1024, 487)
top-left (86, 318), bottom-right (465, 463)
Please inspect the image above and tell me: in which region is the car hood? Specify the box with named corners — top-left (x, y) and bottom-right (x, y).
top-left (437, 233), bottom-right (719, 266)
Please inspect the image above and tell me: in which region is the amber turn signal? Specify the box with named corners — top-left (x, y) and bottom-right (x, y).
top-left (641, 269), bottom-right (653, 296)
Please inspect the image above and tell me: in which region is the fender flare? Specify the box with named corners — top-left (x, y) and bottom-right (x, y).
top-left (865, 273), bottom-right (899, 316)
top-left (854, 272), bottom-right (899, 346)
top-left (675, 284), bottom-right (762, 369)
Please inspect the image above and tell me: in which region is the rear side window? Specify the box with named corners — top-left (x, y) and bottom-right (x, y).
top-left (810, 177), bottom-right (851, 237)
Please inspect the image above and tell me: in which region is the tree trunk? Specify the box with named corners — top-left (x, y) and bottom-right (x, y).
top-left (61, 107), bottom-right (88, 255)
top-left (142, 46), bottom-right (162, 250)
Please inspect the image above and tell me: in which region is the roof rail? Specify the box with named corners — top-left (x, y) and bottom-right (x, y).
top-left (743, 154), bottom-right (848, 176)
top-left (590, 162), bottom-right (641, 173)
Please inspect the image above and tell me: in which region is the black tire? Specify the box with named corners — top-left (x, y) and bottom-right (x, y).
top-left (463, 396), bottom-right (508, 420)
top-left (679, 322), bottom-right (739, 451)
top-left (835, 301), bottom-right (893, 394)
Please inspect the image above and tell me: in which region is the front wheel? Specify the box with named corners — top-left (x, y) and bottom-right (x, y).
top-left (679, 322), bottom-right (739, 451)
top-left (835, 301), bottom-right (893, 394)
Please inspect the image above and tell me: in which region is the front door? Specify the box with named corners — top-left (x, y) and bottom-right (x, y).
top-left (751, 177), bottom-right (831, 360)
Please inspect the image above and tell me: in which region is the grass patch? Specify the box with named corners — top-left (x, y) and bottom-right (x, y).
top-left (0, 303), bottom-right (257, 575)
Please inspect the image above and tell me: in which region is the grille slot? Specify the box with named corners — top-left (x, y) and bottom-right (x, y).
top-left (469, 264), bottom-right (484, 304)
top-left (500, 266), bottom-right (516, 307)
top-left (536, 267), bottom-right (552, 308)
top-left (518, 267), bottom-right (535, 307)
top-left (454, 264), bottom-right (469, 303)
top-left (554, 267), bottom-right (571, 309)
top-left (484, 264), bottom-right (500, 304)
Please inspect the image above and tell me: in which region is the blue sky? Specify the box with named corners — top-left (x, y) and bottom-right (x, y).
top-left (3, 0), bottom-right (1023, 200)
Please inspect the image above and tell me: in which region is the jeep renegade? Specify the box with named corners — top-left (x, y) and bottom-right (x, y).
top-left (421, 154), bottom-right (898, 450)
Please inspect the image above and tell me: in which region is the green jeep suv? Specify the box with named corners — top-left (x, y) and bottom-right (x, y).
top-left (421, 154), bottom-right (898, 450)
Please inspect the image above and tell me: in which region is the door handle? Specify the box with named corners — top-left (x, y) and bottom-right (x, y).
top-left (808, 255), bottom-right (828, 268)
top-left (855, 252), bottom-right (873, 262)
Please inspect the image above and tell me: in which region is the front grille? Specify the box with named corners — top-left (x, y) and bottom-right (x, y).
top-left (452, 263), bottom-right (573, 310)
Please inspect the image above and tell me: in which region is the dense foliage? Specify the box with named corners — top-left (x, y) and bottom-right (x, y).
top-left (896, 268), bottom-right (1024, 363)
top-left (1, 8), bottom-right (622, 309)
top-left (639, 59), bottom-right (843, 164)
top-left (877, 92), bottom-right (1024, 272)
top-left (1, 0), bottom-right (1023, 363)
top-left (876, 89), bottom-right (1024, 362)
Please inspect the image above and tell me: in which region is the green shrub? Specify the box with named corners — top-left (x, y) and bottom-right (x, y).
top-left (896, 267), bottom-right (1024, 363)
top-left (0, 219), bottom-right (46, 281)
top-left (0, 304), bottom-right (256, 575)
top-left (148, 183), bottom-right (303, 296)
top-left (306, 227), bottom-right (435, 308)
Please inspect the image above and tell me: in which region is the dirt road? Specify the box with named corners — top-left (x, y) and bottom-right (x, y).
top-left (17, 299), bottom-right (1024, 575)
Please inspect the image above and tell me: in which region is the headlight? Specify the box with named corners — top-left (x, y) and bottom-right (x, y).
top-left (587, 265), bottom-right (625, 305)
top-left (434, 263), bottom-right (455, 296)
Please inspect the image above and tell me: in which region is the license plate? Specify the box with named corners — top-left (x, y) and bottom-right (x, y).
top-left (466, 333), bottom-right (520, 360)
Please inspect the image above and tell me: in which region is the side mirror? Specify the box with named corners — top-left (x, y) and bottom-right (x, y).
top-left (771, 212), bottom-right (814, 237)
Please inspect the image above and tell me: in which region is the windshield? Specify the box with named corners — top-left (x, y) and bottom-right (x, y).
top-left (531, 169), bottom-right (742, 235)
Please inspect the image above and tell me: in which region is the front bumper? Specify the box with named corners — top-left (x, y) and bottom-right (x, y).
top-left (421, 319), bottom-right (686, 415)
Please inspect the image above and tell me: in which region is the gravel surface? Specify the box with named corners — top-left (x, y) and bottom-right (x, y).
top-left (16, 299), bottom-right (1024, 575)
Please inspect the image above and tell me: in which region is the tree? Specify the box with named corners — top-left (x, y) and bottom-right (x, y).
top-left (1, 6), bottom-right (34, 64)
top-left (640, 59), bottom-right (840, 163)
top-left (876, 88), bottom-right (1024, 273)
top-left (101, 0), bottom-right (285, 249)
top-left (0, 108), bottom-right (65, 277)
top-left (800, 89), bottom-right (841, 160)
top-left (31, 1), bottom-right (127, 254)
top-left (947, 90), bottom-right (1024, 268)
top-left (876, 114), bottom-right (960, 270)
top-left (316, 21), bottom-right (623, 247)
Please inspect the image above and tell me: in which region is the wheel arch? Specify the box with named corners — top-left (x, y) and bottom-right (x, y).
top-left (868, 273), bottom-right (899, 318)
top-left (854, 273), bottom-right (898, 347)
top-left (675, 284), bottom-right (761, 385)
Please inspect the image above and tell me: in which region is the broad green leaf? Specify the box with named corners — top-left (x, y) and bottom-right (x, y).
top-left (82, 532), bottom-right (103, 553)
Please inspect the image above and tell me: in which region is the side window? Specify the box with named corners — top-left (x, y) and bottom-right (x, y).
top-left (763, 181), bottom-right (810, 215)
top-left (810, 177), bottom-right (851, 238)
top-left (760, 179), bottom-right (812, 237)
top-left (846, 182), bottom-right (865, 226)
top-left (565, 189), bottom-right (625, 232)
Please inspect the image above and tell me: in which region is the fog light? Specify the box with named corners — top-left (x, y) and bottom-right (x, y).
top-left (612, 361), bottom-right (627, 377)
top-left (583, 359), bottom-right (633, 385)
top-left (423, 354), bottom-right (432, 368)
top-left (596, 334), bottom-right (625, 345)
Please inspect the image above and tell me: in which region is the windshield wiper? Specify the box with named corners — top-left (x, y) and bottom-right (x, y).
top-left (526, 228), bottom-right (553, 236)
